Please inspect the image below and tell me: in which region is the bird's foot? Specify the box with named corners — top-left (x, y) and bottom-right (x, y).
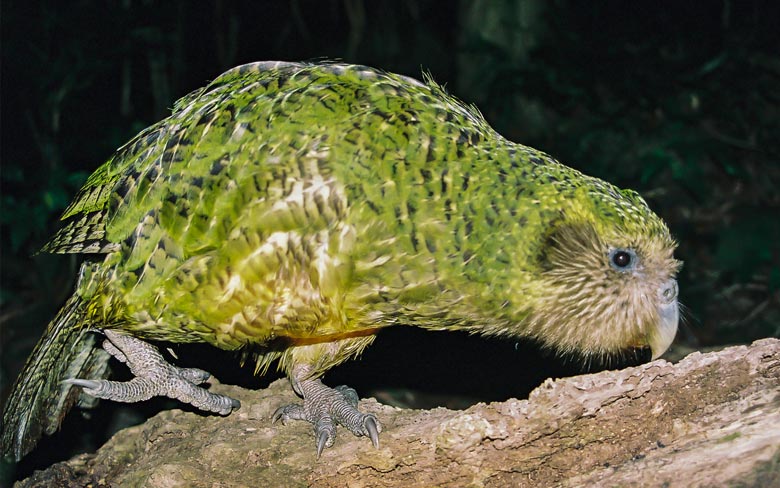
top-left (273, 378), bottom-right (381, 457)
top-left (64, 329), bottom-right (240, 414)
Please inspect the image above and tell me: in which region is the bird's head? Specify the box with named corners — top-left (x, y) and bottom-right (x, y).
top-left (522, 182), bottom-right (680, 361)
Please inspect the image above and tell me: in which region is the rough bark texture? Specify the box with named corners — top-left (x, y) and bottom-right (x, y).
top-left (16, 338), bottom-right (780, 488)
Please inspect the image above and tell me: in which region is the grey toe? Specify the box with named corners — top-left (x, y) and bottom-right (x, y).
top-left (68, 331), bottom-right (240, 416)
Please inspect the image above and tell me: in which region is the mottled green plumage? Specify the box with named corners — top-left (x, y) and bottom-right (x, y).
top-left (3, 61), bottom-right (680, 460)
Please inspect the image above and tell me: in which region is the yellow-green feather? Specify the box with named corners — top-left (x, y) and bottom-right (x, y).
top-left (43, 61), bottom-right (675, 375)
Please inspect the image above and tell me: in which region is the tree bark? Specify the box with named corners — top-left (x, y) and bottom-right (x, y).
top-left (17, 338), bottom-right (780, 488)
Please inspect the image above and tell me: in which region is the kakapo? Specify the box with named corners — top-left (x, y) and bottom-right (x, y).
top-left (2, 61), bottom-right (680, 459)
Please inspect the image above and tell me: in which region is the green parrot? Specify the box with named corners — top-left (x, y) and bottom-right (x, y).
top-left (1, 61), bottom-right (680, 460)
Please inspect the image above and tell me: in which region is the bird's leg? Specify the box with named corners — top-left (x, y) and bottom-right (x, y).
top-left (65, 330), bottom-right (240, 415)
top-left (272, 365), bottom-right (381, 456)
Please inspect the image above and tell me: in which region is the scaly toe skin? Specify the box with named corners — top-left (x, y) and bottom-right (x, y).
top-left (331, 386), bottom-right (382, 445)
top-left (174, 367), bottom-right (211, 385)
top-left (333, 385), bottom-right (360, 407)
top-left (313, 415), bottom-right (337, 457)
top-left (275, 376), bottom-right (381, 455)
top-left (273, 402), bottom-right (338, 456)
top-left (333, 409), bottom-right (382, 444)
top-left (272, 404), bottom-right (306, 424)
top-left (68, 330), bottom-right (240, 415)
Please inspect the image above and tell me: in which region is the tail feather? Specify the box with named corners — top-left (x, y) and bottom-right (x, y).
top-left (1, 295), bottom-right (111, 461)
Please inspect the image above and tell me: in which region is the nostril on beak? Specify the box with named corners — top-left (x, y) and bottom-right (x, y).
top-left (660, 279), bottom-right (678, 304)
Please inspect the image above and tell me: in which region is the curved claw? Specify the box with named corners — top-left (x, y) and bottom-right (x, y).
top-left (316, 430), bottom-right (330, 458)
top-left (63, 378), bottom-right (102, 390)
top-left (364, 416), bottom-right (380, 449)
top-left (275, 377), bottom-right (383, 455)
top-left (271, 407), bottom-right (285, 424)
top-left (272, 404), bottom-right (305, 424)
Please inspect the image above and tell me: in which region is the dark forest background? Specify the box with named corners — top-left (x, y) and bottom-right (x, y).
top-left (1, 0), bottom-right (778, 481)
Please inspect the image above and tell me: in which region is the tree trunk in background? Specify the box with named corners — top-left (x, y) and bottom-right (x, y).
top-left (457, 0), bottom-right (545, 87)
top-left (457, 0), bottom-right (552, 142)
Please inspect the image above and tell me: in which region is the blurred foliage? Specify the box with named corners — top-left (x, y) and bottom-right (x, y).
top-left (1, 0), bottom-right (778, 480)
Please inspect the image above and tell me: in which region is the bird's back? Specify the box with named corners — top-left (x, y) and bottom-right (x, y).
top-left (38, 64), bottom-right (502, 347)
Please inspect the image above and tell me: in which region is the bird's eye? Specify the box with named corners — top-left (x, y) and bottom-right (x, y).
top-left (609, 248), bottom-right (636, 270)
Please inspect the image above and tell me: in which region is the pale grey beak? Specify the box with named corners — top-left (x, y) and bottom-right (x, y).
top-left (651, 279), bottom-right (679, 359)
